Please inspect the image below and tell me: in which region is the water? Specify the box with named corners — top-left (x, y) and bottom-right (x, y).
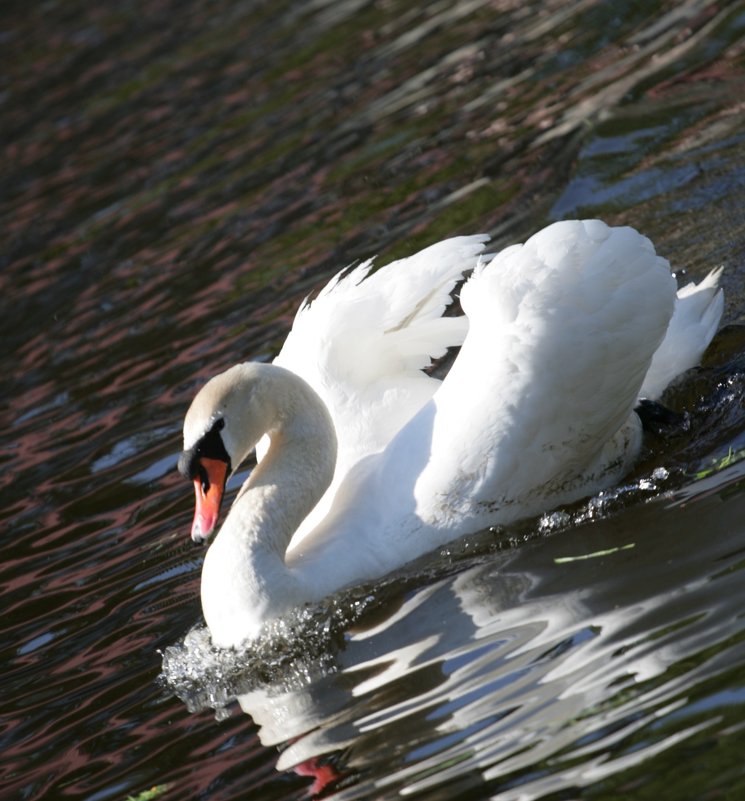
top-left (3, 0), bottom-right (745, 799)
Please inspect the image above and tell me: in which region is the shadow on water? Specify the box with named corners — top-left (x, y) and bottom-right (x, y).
top-left (2, 0), bottom-right (745, 799)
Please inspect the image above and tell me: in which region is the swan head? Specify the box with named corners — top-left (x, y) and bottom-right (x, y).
top-left (178, 363), bottom-right (278, 545)
top-left (179, 361), bottom-right (337, 547)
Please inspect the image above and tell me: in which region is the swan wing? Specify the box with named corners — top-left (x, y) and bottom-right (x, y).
top-left (275, 235), bottom-right (488, 549)
top-left (400, 220), bottom-right (677, 529)
top-left (274, 235), bottom-right (488, 464)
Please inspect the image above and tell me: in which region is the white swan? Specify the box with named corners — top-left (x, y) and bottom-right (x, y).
top-left (178, 219), bottom-right (723, 648)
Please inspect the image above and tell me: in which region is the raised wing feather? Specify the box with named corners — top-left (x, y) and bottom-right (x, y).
top-left (275, 235), bottom-right (488, 463)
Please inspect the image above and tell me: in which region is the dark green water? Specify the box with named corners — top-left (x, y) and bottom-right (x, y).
top-left (3, 1), bottom-right (745, 799)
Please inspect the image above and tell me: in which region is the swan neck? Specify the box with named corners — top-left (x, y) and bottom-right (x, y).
top-left (228, 366), bottom-right (337, 558)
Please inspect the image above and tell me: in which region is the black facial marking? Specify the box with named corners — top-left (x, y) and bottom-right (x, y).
top-left (178, 417), bottom-right (231, 480)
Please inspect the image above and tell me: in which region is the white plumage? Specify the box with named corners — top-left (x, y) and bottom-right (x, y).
top-left (180, 220), bottom-right (723, 647)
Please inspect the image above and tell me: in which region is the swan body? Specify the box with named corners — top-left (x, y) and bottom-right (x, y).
top-left (179, 220), bottom-right (723, 648)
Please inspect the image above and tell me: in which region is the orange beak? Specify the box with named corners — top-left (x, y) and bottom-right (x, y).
top-left (191, 457), bottom-right (229, 544)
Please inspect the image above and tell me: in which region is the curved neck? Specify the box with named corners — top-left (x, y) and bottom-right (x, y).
top-left (201, 366), bottom-right (338, 646)
top-left (228, 365), bottom-right (338, 557)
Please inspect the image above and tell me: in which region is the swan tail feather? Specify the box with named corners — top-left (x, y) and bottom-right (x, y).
top-left (639, 266), bottom-right (724, 400)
